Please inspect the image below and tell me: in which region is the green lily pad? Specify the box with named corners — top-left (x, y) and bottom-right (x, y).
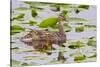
top-left (21, 20), bottom-right (37, 26)
top-left (78, 5), bottom-right (89, 9)
top-left (68, 41), bottom-right (84, 49)
top-left (85, 25), bottom-right (96, 31)
top-left (64, 23), bottom-right (72, 32)
top-left (15, 7), bottom-right (30, 11)
top-left (11, 25), bottom-right (25, 35)
top-left (88, 53), bottom-right (96, 58)
top-left (87, 37), bottom-right (96, 47)
top-left (74, 55), bottom-right (86, 62)
top-left (68, 17), bottom-right (88, 23)
top-left (29, 20), bottom-right (37, 26)
top-left (11, 59), bottom-right (21, 67)
top-left (38, 18), bottom-right (59, 28)
top-left (31, 9), bottom-right (38, 17)
top-left (75, 26), bottom-right (84, 32)
top-left (12, 13), bottom-right (25, 21)
top-left (11, 47), bottom-right (19, 50)
top-left (21, 63), bottom-right (29, 66)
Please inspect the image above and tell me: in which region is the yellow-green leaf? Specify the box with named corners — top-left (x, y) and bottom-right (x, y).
top-left (31, 9), bottom-right (37, 17)
top-left (68, 17), bottom-right (88, 23)
top-left (38, 18), bottom-right (59, 28)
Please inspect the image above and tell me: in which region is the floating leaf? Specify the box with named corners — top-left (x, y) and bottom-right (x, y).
top-left (78, 5), bottom-right (89, 9)
top-left (74, 54), bottom-right (86, 62)
top-left (85, 25), bottom-right (96, 31)
top-left (24, 2), bottom-right (33, 5)
top-left (31, 9), bottom-right (38, 17)
top-left (12, 13), bottom-right (25, 21)
top-left (21, 20), bottom-right (37, 26)
top-left (68, 41), bottom-right (84, 49)
top-left (75, 9), bottom-right (80, 14)
top-left (38, 18), bottom-right (59, 28)
top-left (88, 53), bottom-right (96, 58)
top-left (64, 23), bottom-right (72, 32)
top-left (21, 63), bottom-right (29, 66)
top-left (87, 37), bottom-right (96, 47)
top-left (75, 26), bottom-right (84, 32)
top-left (51, 5), bottom-right (60, 11)
top-left (85, 25), bottom-right (96, 28)
top-left (61, 10), bottom-right (68, 17)
top-left (75, 5), bottom-right (89, 14)
top-left (11, 25), bottom-right (25, 31)
top-left (29, 20), bottom-right (37, 26)
top-left (68, 17), bottom-right (88, 23)
top-left (15, 7), bottom-right (29, 11)
top-left (11, 25), bottom-right (25, 35)
top-left (11, 47), bottom-right (19, 50)
top-left (11, 59), bottom-right (21, 66)
top-left (23, 50), bottom-right (33, 52)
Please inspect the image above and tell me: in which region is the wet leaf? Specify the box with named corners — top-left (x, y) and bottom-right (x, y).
top-left (78, 5), bottom-right (89, 9)
top-left (12, 13), bottom-right (25, 21)
top-left (31, 9), bottom-right (38, 17)
top-left (64, 23), bottom-right (72, 32)
top-left (85, 25), bottom-right (96, 31)
top-left (29, 20), bottom-right (37, 26)
top-left (11, 25), bottom-right (25, 35)
top-left (11, 59), bottom-right (21, 66)
top-left (38, 18), bottom-right (59, 28)
top-left (61, 10), bottom-right (68, 17)
top-left (75, 9), bottom-right (80, 14)
top-left (75, 26), bottom-right (84, 32)
top-left (23, 50), bottom-right (33, 52)
top-left (88, 53), bottom-right (96, 58)
top-left (68, 17), bottom-right (88, 23)
top-left (15, 7), bottom-right (29, 11)
top-left (21, 63), bottom-right (29, 66)
top-left (21, 20), bottom-right (37, 26)
top-left (11, 25), bottom-right (25, 31)
top-left (68, 41), bottom-right (84, 49)
top-left (24, 2), bottom-right (33, 5)
top-left (11, 47), bottom-right (19, 50)
top-left (87, 38), bottom-right (96, 47)
top-left (74, 54), bottom-right (86, 62)
top-left (50, 5), bottom-right (60, 11)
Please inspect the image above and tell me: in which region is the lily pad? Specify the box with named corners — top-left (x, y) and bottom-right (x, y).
top-left (88, 53), bottom-right (96, 58)
top-left (68, 41), bottom-right (84, 49)
top-left (87, 37), bottom-right (96, 47)
top-left (11, 59), bottom-right (21, 66)
top-left (75, 26), bottom-right (84, 32)
top-left (11, 25), bottom-right (25, 35)
top-left (85, 25), bottom-right (96, 31)
top-left (38, 18), bottom-right (59, 28)
top-left (74, 54), bottom-right (86, 62)
top-left (68, 17), bottom-right (88, 23)
top-left (31, 9), bottom-right (38, 17)
top-left (21, 20), bottom-right (37, 26)
top-left (12, 13), bottom-right (25, 21)
top-left (78, 5), bottom-right (89, 9)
